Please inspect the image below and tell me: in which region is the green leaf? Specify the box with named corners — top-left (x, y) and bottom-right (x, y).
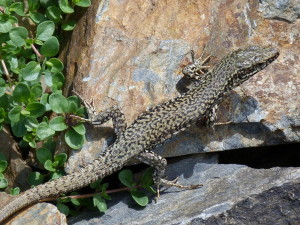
top-left (62, 20), bottom-right (76, 31)
top-left (64, 128), bottom-right (84, 149)
top-left (49, 116), bottom-right (67, 131)
top-left (93, 193), bottom-right (107, 212)
top-left (11, 118), bottom-right (27, 137)
top-left (118, 169), bottom-right (134, 187)
top-left (8, 105), bottom-right (22, 122)
top-left (36, 20), bottom-right (55, 41)
top-left (49, 93), bottom-right (68, 113)
top-left (24, 117), bottom-right (39, 131)
top-left (75, 0), bottom-right (91, 7)
top-left (46, 6), bottom-right (62, 23)
top-left (31, 84), bottom-right (43, 99)
top-left (10, 187), bottom-right (20, 195)
top-left (41, 36), bottom-right (59, 57)
top-left (36, 121), bottom-right (55, 140)
top-left (13, 82), bottom-right (30, 103)
top-left (52, 72), bottom-right (65, 89)
top-left (0, 177), bottom-right (8, 188)
top-left (140, 168), bottom-right (155, 193)
top-left (28, 172), bottom-right (44, 186)
top-left (130, 190), bottom-right (148, 206)
top-left (0, 18), bottom-right (12, 33)
top-left (9, 26), bottom-right (28, 47)
top-left (72, 123), bottom-right (85, 135)
top-left (0, 108), bottom-right (5, 123)
top-left (36, 147), bottom-right (53, 165)
top-left (29, 11), bottom-right (47, 24)
top-left (59, 0), bottom-right (74, 13)
top-left (28, 0), bottom-right (40, 11)
top-left (20, 61), bottom-right (41, 81)
top-left (44, 159), bottom-right (56, 171)
top-left (9, 2), bottom-right (25, 16)
top-left (54, 153), bottom-right (67, 167)
top-left (0, 78), bottom-right (5, 97)
top-left (51, 170), bottom-right (64, 180)
top-left (47, 58), bottom-right (64, 73)
top-left (0, 160), bottom-right (8, 173)
top-left (57, 203), bottom-right (69, 216)
top-left (26, 103), bottom-right (46, 118)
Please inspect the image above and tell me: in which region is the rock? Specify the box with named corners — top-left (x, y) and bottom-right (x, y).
top-left (68, 155), bottom-right (300, 225)
top-left (60, 0), bottom-right (300, 172)
top-left (259, 0), bottom-right (300, 23)
top-left (2, 199), bottom-right (67, 225)
top-left (0, 127), bottom-right (31, 192)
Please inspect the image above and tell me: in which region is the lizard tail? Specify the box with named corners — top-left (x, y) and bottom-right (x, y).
top-left (0, 156), bottom-right (122, 223)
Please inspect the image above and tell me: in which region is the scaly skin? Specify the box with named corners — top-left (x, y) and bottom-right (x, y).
top-left (0, 46), bottom-right (279, 223)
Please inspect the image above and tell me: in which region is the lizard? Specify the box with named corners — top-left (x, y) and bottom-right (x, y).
top-left (0, 45), bottom-right (279, 223)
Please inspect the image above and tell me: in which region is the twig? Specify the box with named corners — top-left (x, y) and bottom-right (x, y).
top-left (31, 44), bottom-right (43, 59)
top-left (1, 59), bottom-right (12, 82)
top-left (40, 185), bottom-right (141, 202)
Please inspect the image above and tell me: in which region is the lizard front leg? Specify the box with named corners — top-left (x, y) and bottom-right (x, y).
top-left (72, 90), bottom-right (127, 136)
top-left (136, 151), bottom-right (202, 197)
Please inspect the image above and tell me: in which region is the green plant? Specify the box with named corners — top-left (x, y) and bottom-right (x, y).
top-left (0, 0), bottom-right (156, 217)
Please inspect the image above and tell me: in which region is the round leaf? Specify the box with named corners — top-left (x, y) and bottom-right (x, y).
top-left (26, 102), bottom-right (46, 118)
top-left (49, 116), bottom-right (67, 131)
top-left (0, 19), bottom-right (12, 33)
top-left (8, 105), bottom-right (22, 122)
top-left (9, 2), bottom-right (25, 16)
top-left (36, 121), bottom-right (55, 140)
top-left (20, 61), bottom-right (41, 81)
top-left (72, 123), bottom-right (85, 135)
top-left (57, 203), bottom-right (69, 216)
top-left (59, 0), bottom-right (74, 13)
top-left (41, 36), bottom-right (59, 57)
top-left (13, 82), bottom-right (30, 103)
top-left (131, 190), bottom-right (149, 206)
top-left (44, 159), bottom-right (56, 171)
top-left (47, 58), bottom-right (64, 73)
top-left (0, 178), bottom-right (8, 188)
top-left (31, 84), bottom-right (43, 99)
top-left (75, 0), bottom-right (91, 7)
top-left (65, 128), bottom-right (84, 149)
top-left (62, 20), bottom-right (76, 31)
top-left (0, 160), bottom-right (8, 173)
top-left (36, 147), bottom-right (52, 165)
top-left (46, 6), bottom-right (62, 23)
top-left (36, 20), bottom-right (55, 41)
top-left (29, 11), bottom-right (47, 24)
top-left (11, 118), bottom-right (27, 137)
top-left (9, 26), bottom-right (28, 47)
top-left (28, 172), bottom-right (44, 186)
top-left (54, 153), bottom-right (67, 167)
top-left (118, 169), bottom-right (134, 187)
top-left (93, 194), bottom-right (107, 212)
top-left (49, 93), bottom-right (68, 113)
top-left (10, 187), bottom-right (20, 195)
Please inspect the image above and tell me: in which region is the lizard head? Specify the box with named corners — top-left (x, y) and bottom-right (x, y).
top-left (230, 45), bottom-right (279, 84)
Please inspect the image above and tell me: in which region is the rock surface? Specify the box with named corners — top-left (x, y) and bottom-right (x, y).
top-left (59, 0), bottom-right (300, 172)
top-left (0, 127), bottom-right (31, 192)
top-left (68, 155), bottom-right (300, 225)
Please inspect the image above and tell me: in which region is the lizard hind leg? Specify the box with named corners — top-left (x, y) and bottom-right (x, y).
top-left (136, 151), bottom-right (202, 198)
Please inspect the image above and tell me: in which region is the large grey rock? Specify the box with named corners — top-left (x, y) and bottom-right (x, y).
top-left (60, 0), bottom-right (300, 173)
top-left (68, 155), bottom-right (300, 225)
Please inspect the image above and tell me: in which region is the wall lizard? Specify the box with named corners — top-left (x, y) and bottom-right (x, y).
top-left (0, 45), bottom-right (279, 223)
